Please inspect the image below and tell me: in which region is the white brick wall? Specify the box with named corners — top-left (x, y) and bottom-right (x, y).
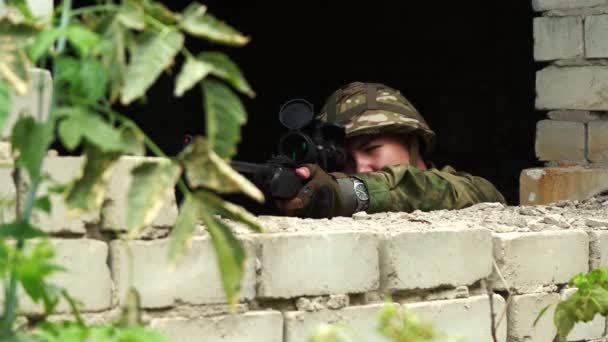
top-left (492, 231), bottom-right (588, 291)
top-left (534, 16), bottom-right (584, 61)
top-left (536, 66), bottom-right (608, 110)
top-left (150, 311), bottom-right (283, 342)
top-left (520, 167), bottom-right (608, 205)
top-left (380, 227), bottom-right (493, 291)
top-left (257, 231), bottom-right (379, 298)
top-left (110, 237), bottom-right (257, 308)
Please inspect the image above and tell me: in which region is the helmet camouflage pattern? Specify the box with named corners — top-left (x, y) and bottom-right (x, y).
top-left (317, 82), bottom-right (436, 154)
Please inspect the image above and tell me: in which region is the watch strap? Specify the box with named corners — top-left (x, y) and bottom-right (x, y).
top-left (336, 177), bottom-right (357, 216)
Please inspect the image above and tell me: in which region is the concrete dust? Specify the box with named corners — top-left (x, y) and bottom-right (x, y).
top-left (221, 194), bottom-right (608, 235)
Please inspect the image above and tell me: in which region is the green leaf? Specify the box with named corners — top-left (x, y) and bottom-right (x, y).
top-left (16, 242), bottom-right (65, 314)
top-left (119, 124), bottom-right (145, 156)
top-left (0, 221), bottom-right (46, 240)
top-left (93, 13), bottom-right (127, 103)
top-left (118, 0), bottom-right (145, 30)
top-left (533, 304), bottom-right (552, 327)
top-left (64, 144), bottom-right (120, 214)
top-left (34, 195), bottom-right (51, 214)
top-left (57, 107), bottom-right (123, 152)
top-left (27, 27), bottom-right (61, 63)
top-left (121, 30), bottom-right (184, 105)
top-left (0, 80), bottom-right (9, 133)
top-left (174, 57), bottom-right (212, 97)
top-left (54, 56), bottom-right (110, 105)
top-left (202, 79), bottom-right (247, 160)
top-left (115, 327), bottom-right (172, 342)
top-left (200, 204), bottom-right (246, 308)
top-left (126, 160), bottom-right (181, 236)
top-left (179, 136), bottom-right (263, 202)
top-left (198, 52), bottom-right (254, 97)
top-left (168, 193), bottom-right (202, 263)
top-left (142, 1), bottom-right (177, 25)
top-left (197, 191), bottom-right (262, 233)
top-left (11, 116), bottom-right (54, 180)
top-left (554, 301), bottom-right (576, 342)
top-left (180, 4), bottom-right (249, 46)
top-left (66, 24), bottom-right (100, 56)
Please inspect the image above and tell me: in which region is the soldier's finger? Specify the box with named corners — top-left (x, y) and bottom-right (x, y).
top-left (295, 167), bottom-right (311, 179)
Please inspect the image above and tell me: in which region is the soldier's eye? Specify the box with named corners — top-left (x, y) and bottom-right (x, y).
top-left (363, 145), bottom-right (380, 153)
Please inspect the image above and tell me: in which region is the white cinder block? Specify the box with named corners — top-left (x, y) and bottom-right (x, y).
top-left (406, 295), bottom-right (507, 342)
top-left (110, 237), bottom-right (256, 308)
top-left (0, 239), bottom-right (112, 313)
top-left (588, 120), bottom-right (608, 162)
top-left (32, 156), bottom-right (98, 234)
top-left (492, 231), bottom-right (588, 292)
top-left (257, 231), bottom-right (379, 298)
top-left (284, 303), bottom-right (391, 342)
top-left (536, 66), bottom-right (608, 110)
top-left (585, 15), bottom-right (608, 58)
top-left (102, 156), bottom-right (178, 231)
top-left (534, 16), bottom-right (583, 61)
top-left (380, 227), bottom-right (493, 291)
top-left (507, 293), bottom-right (560, 342)
top-left (535, 120), bottom-right (586, 161)
top-left (150, 311), bottom-right (283, 342)
top-left (532, 0), bottom-right (606, 11)
top-left (4, 69), bottom-right (52, 139)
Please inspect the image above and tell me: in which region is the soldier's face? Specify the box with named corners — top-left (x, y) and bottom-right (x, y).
top-left (343, 134), bottom-right (412, 173)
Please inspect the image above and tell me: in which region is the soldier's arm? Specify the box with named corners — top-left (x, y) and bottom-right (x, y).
top-left (354, 164), bottom-right (506, 213)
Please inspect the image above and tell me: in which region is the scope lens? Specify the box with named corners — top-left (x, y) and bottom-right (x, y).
top-left (278, 133), bottom-right (314, 163)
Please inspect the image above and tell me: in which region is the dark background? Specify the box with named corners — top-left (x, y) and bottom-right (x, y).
top-left (120, 1), bottom-right (543, 207)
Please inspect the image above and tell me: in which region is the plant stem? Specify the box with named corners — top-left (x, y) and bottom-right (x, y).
top-left (1, 178), bottom-right (41, 337)
top-left (68, 4), bottom-right (118, 17)
top-left (55, 0), bottom-right (73, 54)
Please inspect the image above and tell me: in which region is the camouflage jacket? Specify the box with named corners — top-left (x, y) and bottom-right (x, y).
top-left (354, 164), bottom-right (506, 213)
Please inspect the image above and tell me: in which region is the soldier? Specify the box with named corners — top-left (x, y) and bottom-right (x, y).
top-left (276, 82), bottom-right (506, 218)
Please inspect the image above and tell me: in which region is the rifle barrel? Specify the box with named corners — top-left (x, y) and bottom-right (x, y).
top-left (230, 161), bottom-right (271, 174)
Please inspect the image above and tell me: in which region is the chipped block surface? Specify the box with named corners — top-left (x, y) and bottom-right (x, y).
top-left (284, 303), bottom-right (390, 342)
top-left (507, 293), bottom-right (559, 342)
top-left (533, 16), bottom-right (583, 61)
top-left (257, 231), bottom-right (379, 298)
top-left (150, 311), bottom-right (283, 342)
top-left (110, 237), bottom-right (256, 308)
top-left (536, 66), bottom-right (608, 110)
top-left (519, 167), bottom-right (608, 205)
top-left (406, 295), bottom-right (507, 342)
top-left (31, 156), bottom-right (98, 234)
top-left (102, 156), bottom-right (178, 231)
top-left (589, 231), bottom-right (608, 269)
top-left (588, 120), bottom-right (608, 162)
top-left (547, 110), bottom-right (600, 122)
top-left (535, 120), bottom-right (585, 161)
top-left (380, 227), bottom-right (493, 291)
top-left (585, 14), bottom-right (608, 58)
top-left (491, 231), bottom-right (588, 291)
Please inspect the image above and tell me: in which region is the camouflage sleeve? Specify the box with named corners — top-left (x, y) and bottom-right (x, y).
top-left (354, 164), bottom-right (506, 213)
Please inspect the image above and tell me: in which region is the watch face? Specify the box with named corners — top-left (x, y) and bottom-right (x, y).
top-left (354, 183), bottom-right (369, 201)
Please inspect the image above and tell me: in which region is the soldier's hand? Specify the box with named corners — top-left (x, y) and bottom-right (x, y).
top-left (275, 164), bottom-right (349, 218)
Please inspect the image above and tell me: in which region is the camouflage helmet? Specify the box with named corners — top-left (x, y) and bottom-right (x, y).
top-left (317, 82), bottom-right (436, 154)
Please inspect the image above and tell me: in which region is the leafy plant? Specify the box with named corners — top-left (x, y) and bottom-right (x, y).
top-left (0, 0), bottom-right (263, 339)
top-left (550, 268), bottom-right (608, 342)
